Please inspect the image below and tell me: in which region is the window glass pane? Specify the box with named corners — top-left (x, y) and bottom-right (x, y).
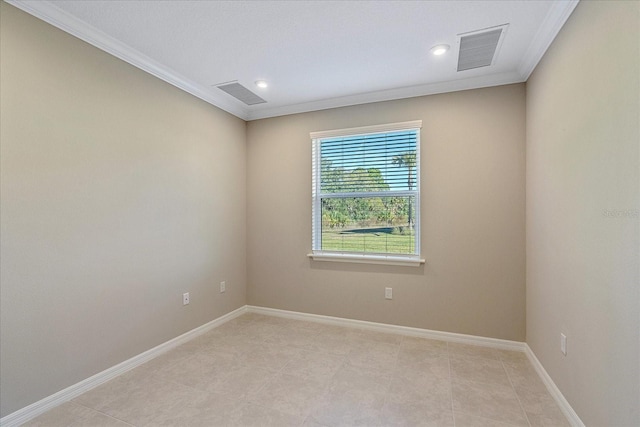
top-left (320, 131), bottom-right (417, 193)
top-left (321, 196), bottom-right (416, 254)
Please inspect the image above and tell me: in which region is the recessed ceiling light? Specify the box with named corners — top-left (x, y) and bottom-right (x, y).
top-left (430, 44), bottom-right (450, 56)
top-left (255, 80), bottom-right (268, 89)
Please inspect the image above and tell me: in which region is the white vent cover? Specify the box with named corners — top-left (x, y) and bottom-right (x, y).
top-left (216, 82), bottom-right (266, 105)
top-left (457, 24), bottom-right (508, 72)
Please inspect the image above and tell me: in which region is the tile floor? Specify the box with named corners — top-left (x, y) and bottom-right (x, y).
top-left (25, 313), bottom-right (570, 426)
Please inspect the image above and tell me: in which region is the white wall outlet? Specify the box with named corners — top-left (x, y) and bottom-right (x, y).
top-left (183, 292), bottom-right (190, 305)
top-left (220, 281), bottom-right (226, 293)
top-left (385, 287), bottom-right (393, 300)
top-left (560, 333), bottom-right (567, 356)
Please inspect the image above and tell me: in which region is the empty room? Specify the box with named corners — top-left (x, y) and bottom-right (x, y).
top-left (0, 0), bottom-right (638, 426)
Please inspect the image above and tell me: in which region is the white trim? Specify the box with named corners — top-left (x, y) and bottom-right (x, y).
top-left (518, 0), bottom-right (579, 80)
top-left (246, 305), bottom-right (525, 351)
top-left (0, 306), bottom-right (248, 427)
top-left (524, 345), bottom-right (586, 427)
top-left (310, 120), bottom-right (422, 140)
top-left (248, 71), bottom-right (524, 120)
top-left (308, 252), bottom-right (425, 267)
top-left (5, 0), bottom-right (249, 120)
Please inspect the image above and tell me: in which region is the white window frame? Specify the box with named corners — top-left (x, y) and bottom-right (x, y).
top-left (308, 121), bottom-right (425, 267)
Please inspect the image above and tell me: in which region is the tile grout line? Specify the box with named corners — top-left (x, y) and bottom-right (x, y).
top-left (501, 359), bottom-right (533, 427)
top-left (71, 400), bottom-right (137, 427)
top-left (447, 341), bottom-right (457, 427)
top-left (377, 337), bottom-right (402, 419)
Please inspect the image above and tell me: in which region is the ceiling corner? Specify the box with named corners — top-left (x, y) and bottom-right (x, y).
top-left (517, 0), bottom-right (580, 80)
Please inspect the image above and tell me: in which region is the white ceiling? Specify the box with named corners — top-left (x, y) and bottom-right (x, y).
top-left (9, 0), bottom-right (578, 121)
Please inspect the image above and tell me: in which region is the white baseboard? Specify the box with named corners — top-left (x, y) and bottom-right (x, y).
top-left (524, 344), bottom-right (585, 427)
top-left (0, 305), bottom-right (247, 427)
top-left (246, 305), bottom-right (526, 352)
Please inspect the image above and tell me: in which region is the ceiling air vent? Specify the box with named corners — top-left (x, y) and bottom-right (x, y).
top-left (216, 82), bottom-right (266, 105)
top-left (457, 24), bottom-right (508, 72)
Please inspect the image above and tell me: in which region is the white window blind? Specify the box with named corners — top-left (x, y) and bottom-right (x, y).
top-left (311, 121), bottom-right (422, 261)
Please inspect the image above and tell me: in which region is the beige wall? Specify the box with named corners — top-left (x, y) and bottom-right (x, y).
top-left (526, 1), bottom-right (640, 426)
top-left (0, 3), bottom-right (247, 417)
top-left (247, 84), bottom-right (526, 341)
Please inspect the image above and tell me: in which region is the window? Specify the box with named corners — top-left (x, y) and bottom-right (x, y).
top-left (310, 121), bottom-right (424, 266)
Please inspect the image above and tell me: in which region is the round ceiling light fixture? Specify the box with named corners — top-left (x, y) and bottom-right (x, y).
top-left (255, 80), bottom-right (268, 89)
top-left (430, 44), bottom-right (450, 56)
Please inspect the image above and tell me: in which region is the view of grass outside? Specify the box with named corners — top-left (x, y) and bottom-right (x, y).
top-left (322, 226), bottom-right (415, 254)
top-left (320, 196), bottom-right (416, 254)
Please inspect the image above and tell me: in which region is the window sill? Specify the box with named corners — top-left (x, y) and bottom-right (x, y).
top-left (307, 252), bottom-right (425, 267)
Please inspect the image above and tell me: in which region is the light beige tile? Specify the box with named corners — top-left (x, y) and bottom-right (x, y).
top-left (400, 336), bottom-right (449, 353)
top-left (136, 341), bottom-right (200, 373)
top-left (23, 402), bottom-right (131, 427)
top-left (345, 339), bottom-right (399, 376)
top-left (454, 411), bottom-right (524, 427)
top-left (450, 356), bottom-right (511, 387)
top-left (515, 387), bottom-right (570, 427)
top-left (388, 363), bottom-right (452, 410)
top-left (235, 341), bottom-right (301, 372)
top-left (397, 346), bottom-right (451, 369)
top-left (75, 370), bottom-right (209, 426)
top-left (197, 332), bottom-right (259, 357)
top-left (30, 315), bottom-right (562, 426)
top-left (72, 368), bottom-right (150, 412)
top-left (152, 351), bottom-right (237, 391)
top-left (193, 323), bottom-right (252, 346)
top-left (381, 400), bottom-right (455, 427)
top-left (248, 373), bottom-right (327, 419)
top-left (497, 349), bottom-right (529, 364)
top-left (503, 359), bottom-right (549, 395)
top-left (230, 402), bottom-right (305, 427)
top-left (448, 342), bottom-right (502, 361)
top-left (308, 390), bottom-right (386, 427)
top-left (452, 379), bottom-right (529, 426)
top-left (264, 326), bottom-right (322, 349)
top-left (305, 323), bottom-right (352, 337)
top-left (241, 321), bottom-right (289, 339)
top-left (327, 364), bottom-right (391, 401)
top-left (145, 391), bottom-right (244, 426)
top-left (297, 330), bottom-right (354, 356)
top-left (395, 352), bottom-right (451, 383)
top-left (526, 409), bottom-right (571, 427)
top-left (282, 349), bottom-right (346, 383)
top-left (224, 314), bottom-right (257, 327)
top-left (347, 328), bottom-right (403, 345)
top-left (206, 363), bottom-right (277, 399)
top-left (302, 417), bottom-right (331, 427)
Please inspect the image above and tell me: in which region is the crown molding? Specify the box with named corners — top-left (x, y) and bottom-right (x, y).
top-left (247, 71), bottom-right (524, 120)
top-left (518, 0), bottom-right (579, 80)
top-left (5, 0), bottom-right (250, 120)
top-left (7, 0), bottom-right (574, 122)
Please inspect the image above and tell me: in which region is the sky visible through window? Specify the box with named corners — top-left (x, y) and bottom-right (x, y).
top-left (320, 130), bottom-right (417, 192)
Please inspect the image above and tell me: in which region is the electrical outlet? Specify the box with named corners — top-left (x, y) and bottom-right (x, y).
top-left (220, 281), bottom-right (226, 293)
top-left (385, 287), bottom-right (393, 300)
top-left (183, 292), bottom-right (190, 305)
top-left (560, 333), bottom-right (567, 356)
